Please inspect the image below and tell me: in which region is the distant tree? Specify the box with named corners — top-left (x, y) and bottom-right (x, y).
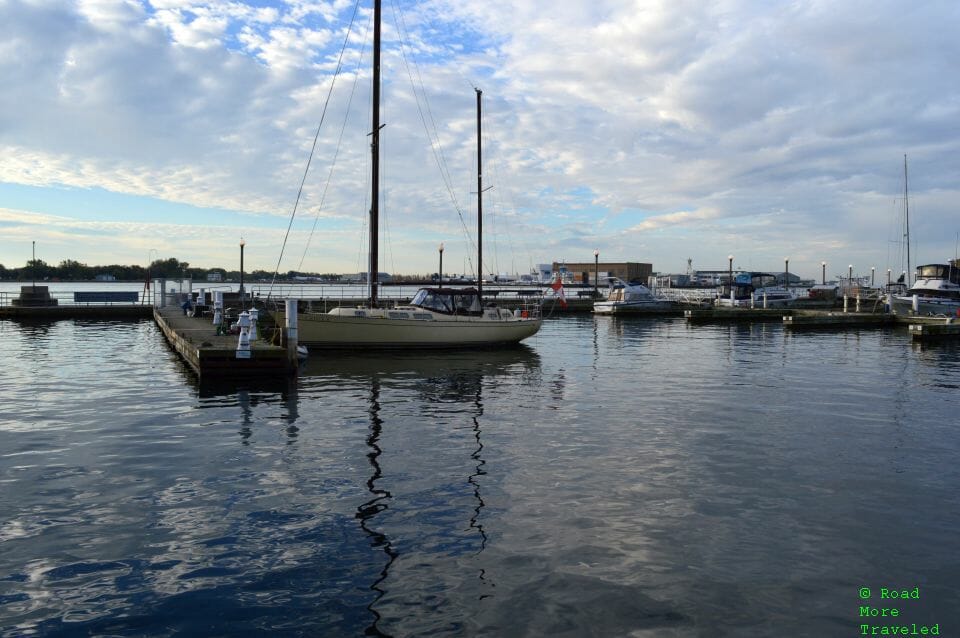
top-left (23, 259), bottom-right (52, 281)
top-left (148, 258), bottom-right (191, 278)
top-left (56, 259), bottom-right (92, 280)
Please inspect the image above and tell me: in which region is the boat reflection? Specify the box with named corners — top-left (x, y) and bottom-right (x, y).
top-left (302, 346), bottom-right (540, 634)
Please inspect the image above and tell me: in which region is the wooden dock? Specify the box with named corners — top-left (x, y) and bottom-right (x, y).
top-left (153, 306), bottom-right (294, 379)
top-left (907, 317), bottom-right (960, 341)
top-left (684, 308), bottom-right (793, 323)
top-left (783, 311), bottom-right (894, 329)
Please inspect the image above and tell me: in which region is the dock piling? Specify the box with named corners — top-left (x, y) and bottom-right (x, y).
top-left (285, 299), bottom-right (299, 369)
top-left (236, 312), bottom-right (252, 359)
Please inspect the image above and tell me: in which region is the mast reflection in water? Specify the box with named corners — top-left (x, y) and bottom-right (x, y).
top-left (356, 378), bottom-right (397, 636)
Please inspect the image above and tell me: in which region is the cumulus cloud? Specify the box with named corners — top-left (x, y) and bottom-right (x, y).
top-left (1, 0), bottom-right (958, 275)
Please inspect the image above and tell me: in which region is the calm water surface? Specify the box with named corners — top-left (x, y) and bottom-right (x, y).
top-left (1, 314), bottom-right (958, 636)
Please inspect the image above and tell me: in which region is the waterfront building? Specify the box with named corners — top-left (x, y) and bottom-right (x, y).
top-left (553, 261), bottom-right (652, 285)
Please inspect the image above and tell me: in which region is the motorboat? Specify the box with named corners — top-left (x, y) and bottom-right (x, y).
top-left (715, 272), bottom-right (794, 308)
top-left (888, 263), bottom-right (960, 316)
top-left (593, 278), bottom-right (677, 315)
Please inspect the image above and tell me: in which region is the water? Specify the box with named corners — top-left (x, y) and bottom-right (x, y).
top-left (1, 314), bottom-right (958, 636)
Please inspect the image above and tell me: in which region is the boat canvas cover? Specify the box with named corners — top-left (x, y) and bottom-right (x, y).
top-left (411, 288), bottom-right (485, 316)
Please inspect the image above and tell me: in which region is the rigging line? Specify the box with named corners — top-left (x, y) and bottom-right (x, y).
top-left (487, 116), bottom-right (527, 277)
top-left (297, 5), bottom-right (372, 272)
top-left (267, 0), bottom-right (364, 298)
top-left (389, 0), bottom-right (475, 255)
top-left (390, 0), bottom-right (459, 199)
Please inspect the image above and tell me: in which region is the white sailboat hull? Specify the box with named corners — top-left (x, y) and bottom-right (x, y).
top-left (274, 308), bottom-right (541, 348)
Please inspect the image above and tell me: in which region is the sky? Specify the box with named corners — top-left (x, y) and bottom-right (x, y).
top-left (2, 0), bottom-right (959, 281)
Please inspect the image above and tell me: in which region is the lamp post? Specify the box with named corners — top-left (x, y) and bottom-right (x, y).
top-left (871, 266), bottom-right (875, 288)
top-left (438, 242), bottom-right (444, 289)
top-left (821, 261), bottom-right (826, 286)
top-left (31, 240), bottom-right (36, 289)
top-left (784, 257), bottom-right (789, 291)
top-left (848, 264), bottom-right (853, 285)
top-left (727, 254), bottom-right (734, 304)
top-left (887, 268), bottom-right (892, 286)
top-left (594, 249), bottom-right (599, 297)
top-left (239, 237), bottom-right (246, 310)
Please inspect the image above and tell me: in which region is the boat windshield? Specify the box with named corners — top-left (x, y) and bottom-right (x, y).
top-left (411, 288), bottom-right (484, 316)
top-left (916, 264), bottom-right (957, 281)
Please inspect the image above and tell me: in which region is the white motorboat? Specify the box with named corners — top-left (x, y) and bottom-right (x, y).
top-left (888, 263), bottom-right (960, 316)
top-left (593, 278), bottom-right (677, 315)
top-left (272, 2), bottom-right (541, 348)
top-left (715, 272), bottom-right (795, 308)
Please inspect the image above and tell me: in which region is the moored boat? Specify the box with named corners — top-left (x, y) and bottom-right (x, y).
top-left (271, 1), bottom-right (541, 348)
top-left (715, 272), bottom-right (795, 308)
top-left (593, 278), bottom-right (677, 315)
top-left (888, 263), bottom-right (960, 316)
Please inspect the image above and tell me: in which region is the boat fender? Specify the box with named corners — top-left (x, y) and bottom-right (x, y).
top-left (513, 308), bottom-right (521, 318)
top-left (520, 310), bottom-right (529, 318)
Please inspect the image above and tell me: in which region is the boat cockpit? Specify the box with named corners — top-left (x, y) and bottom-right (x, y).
top-left (410, 288), bottom-right (484, 316)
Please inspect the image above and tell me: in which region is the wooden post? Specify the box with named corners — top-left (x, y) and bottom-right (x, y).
top-left (285, 298), bottom-right (299, 370)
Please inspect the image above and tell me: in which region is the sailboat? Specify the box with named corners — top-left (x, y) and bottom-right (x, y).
top-left (886, 156), bottom-right (960, 316)
top-left (272, 0), bottom-right (541, 348)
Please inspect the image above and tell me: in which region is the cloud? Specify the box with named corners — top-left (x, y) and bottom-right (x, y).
top-left (1, 0), bottom-right (959, 277)
top-left (627, 208), bottom-right (722, 233)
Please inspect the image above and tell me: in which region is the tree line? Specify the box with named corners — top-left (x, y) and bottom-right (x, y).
top-left (1, 257), bottom-right (437, 284)
top-left (1, 257), bottom-right (282, 282)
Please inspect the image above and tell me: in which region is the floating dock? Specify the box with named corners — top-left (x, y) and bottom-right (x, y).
top-left (684, 308), bottom-right (793, 323)
top-left (907, 317), bottom-right (960, 341)
top-left (153, 306), bottom-right (294, 379)
top-left (783, 311), bottom-right (894, 328)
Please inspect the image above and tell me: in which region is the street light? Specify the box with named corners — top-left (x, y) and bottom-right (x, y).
top-left (594, 249), bottom-right (600, 297)
top-left (887, 268), bottom-right (892, 286)
top-left (871, 266), bottom-right (875, 288)
top-left (848, 264), bottom-right (853, 283)
top-left (727, 255), bottom-right (734, 304)
top-left (784, 257), bottom-right (789, 291)
top-left (239, 237), bottom-right (246, 310)
top-left (438, 242), bottom-right (444, 289)
top-left (821, 261), bottom-right (827, 286)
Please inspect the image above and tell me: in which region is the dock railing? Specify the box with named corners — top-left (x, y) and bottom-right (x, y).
top-left (0, 289), bottom-right (143, 307)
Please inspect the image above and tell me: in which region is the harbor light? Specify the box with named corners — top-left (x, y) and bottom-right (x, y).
top-left (728, 255), bottom-right (734, 304)
top-left (438, 242), bottom-right (444, 289)
top-left (594, 249), bottom-right (600, 296)
top-left (239, 238), bottom-right (246, 310)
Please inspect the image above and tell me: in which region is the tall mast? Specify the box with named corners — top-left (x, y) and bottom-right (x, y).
top-left (368, 0), bottom-right (382, 306)
top-left (476, 88), bottom-right (483, 298)
top-left (904, 154), bottom-right (911, 287)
